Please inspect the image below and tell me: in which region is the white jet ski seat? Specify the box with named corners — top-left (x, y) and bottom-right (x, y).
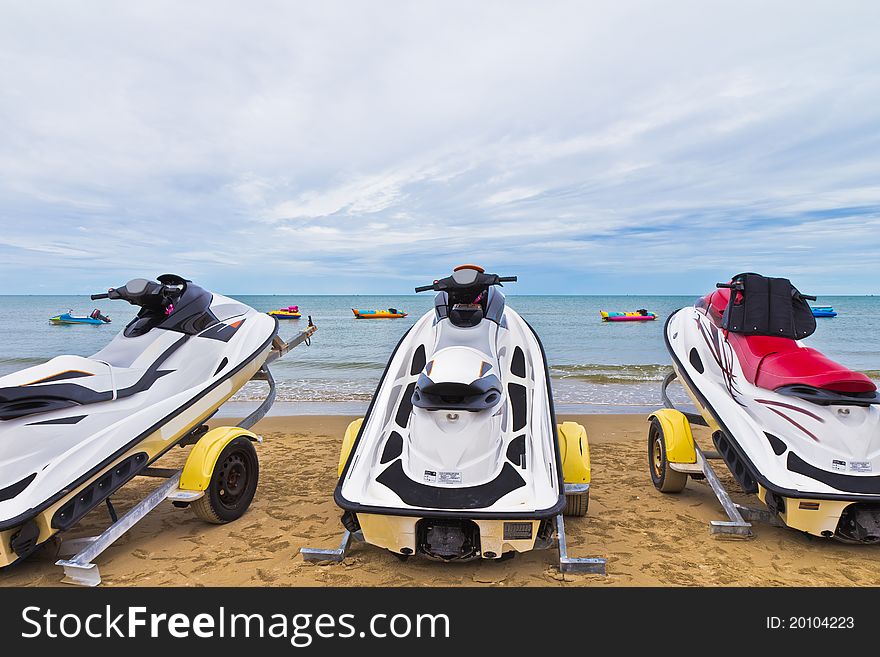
top-left (411, 346), bottom-right (503, 412)
top-left (0, 354), bottom-right (158, 421)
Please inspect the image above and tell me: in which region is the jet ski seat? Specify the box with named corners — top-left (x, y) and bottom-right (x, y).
top-left (706, 288), bottom-right (875, 394)
top-left (411, 373), bottom-right (503, 411)
top-left (0, 355), bottom-right (154, 421)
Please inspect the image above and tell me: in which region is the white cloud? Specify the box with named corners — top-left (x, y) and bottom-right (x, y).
top-left (0, 1), bottom-right (879, 293)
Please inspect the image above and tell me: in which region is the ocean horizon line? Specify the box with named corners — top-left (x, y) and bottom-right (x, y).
top-left (0, 292), bottom-right (875, 298)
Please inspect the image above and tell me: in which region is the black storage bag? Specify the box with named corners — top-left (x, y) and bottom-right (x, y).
top-left (722, 273), bottom-right (816, 339)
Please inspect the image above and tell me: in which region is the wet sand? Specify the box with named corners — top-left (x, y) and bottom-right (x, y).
top-left (3, 414), bottom-right (880, 587)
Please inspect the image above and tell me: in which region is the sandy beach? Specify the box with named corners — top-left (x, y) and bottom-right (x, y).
top-left (3, 414), bottom-right (879, 587)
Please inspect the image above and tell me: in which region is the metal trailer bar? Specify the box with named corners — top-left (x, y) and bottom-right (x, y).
top-left (301, 496), bottom-right (607, 576)
top-left (661, 370), bottom-right (707, 427)
top-left (695, 446), bottom-right (753, 537)
top-left (265, 321), bottom-right (317, 366)
top-left (556, 513), bottom-right (606, 574)
top-left (52, 368), bottom-right (277, 587)
top-left (53, 323), bottom-right (316, 586)
top-left (659, 370), bottom-right (753, 537)
top-left (238, 366), bottom-right (276, 431)
top-left (301, 530), bottom-right (357, 563)
top-left (56, 473), bottom-right (184, 586)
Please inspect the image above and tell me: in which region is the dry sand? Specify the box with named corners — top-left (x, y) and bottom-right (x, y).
top-left (3, 414), bottom-right (880, 587)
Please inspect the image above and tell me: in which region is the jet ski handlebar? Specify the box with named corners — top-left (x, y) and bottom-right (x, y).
top-left (415, 273), bottom-right (517, 293)
top-left (716, 281), bottom-right (816, 301)
top-left (91, 278), bottom-right (184, 309)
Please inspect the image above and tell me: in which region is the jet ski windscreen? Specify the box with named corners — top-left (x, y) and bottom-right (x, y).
top-left (722, 273), bottom-right (816, 339)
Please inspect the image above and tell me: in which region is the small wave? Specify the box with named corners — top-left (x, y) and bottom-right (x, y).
top-left (231, 380), bottom-right (375, 403)
top-left (550, 363), bottom-right (671, 384)
top-left (298, 360), bottom-right (385, 371)
top-left (0, 356), bottom-right (47, 365)
top-left (862, 370), bottom-right (880, 379)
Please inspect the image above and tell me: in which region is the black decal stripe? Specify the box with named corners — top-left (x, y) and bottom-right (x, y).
top-left (199, 319), bottom-right (245, 343)
top-left (380, 431), bottom-right (404, 464)
top-left (767, 407), bottom-right (819, 442)
top-left (0, 473), bottom-right (36, 503)
top-left (26, 415), bottom-right (87, 426)
top-left (756, 398), bottom-right (824, 422)
top-left (0, 337), bottom-right (187, 421)
top-left (506, 435), bottom-right (526, 468)
top-left (511, 347), bottom-right (526, 377)
top-left (24, 370), bottom-right (94, 385)
top-left (509, 383), bottom-right (527, 432)
top-left (788, 452), bottom-right (880, 494)
top-left (765, 432), bottom-right (787, 456)
top-left (395, 382), bottom-right (416, 428)
top-left (376, 460), bottom-right (526, 509)
top-left (410, 345), bottom-right (426, 376)
top-left (0, 319), bottom-right (278, 531)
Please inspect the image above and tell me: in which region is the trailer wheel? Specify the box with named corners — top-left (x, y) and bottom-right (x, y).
top-left (648, 418), bottom-right (688, 493)
top-left (192, 437), bottom-right (259, 524)
top-left (563, 490), bottom-right (589, 517)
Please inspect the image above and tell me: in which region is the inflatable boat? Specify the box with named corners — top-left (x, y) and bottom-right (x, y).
top-left (600, 310), bottom-right (656, 322)
top-left (352, 309), bottom-right (407, 319)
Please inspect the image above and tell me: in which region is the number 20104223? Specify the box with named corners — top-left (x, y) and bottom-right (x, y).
top-left (767, 617), bottom-right (854, 630)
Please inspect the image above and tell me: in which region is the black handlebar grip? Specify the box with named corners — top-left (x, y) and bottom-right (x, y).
top-left (803, 294), bottom-right (817, 301)
top-left (715, 283), bottom-right (734, 289)
top-left (90, 293), bottom-right (110, 300)
top-left (498, 276), bottom-right (518, 282)
top-left (414, 284), bottom-right (435, 293)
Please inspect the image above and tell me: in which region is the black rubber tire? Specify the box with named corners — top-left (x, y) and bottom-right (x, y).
top-left (563, 491), bottom-right (589, 517)
top-left (192, 437), bottom-right (259, 524)
top-left (648, 418), bottom-right (688, 493)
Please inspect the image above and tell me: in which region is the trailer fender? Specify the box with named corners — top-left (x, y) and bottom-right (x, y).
top-left (180, 427), bottom-right (259, 491)
top-left (647, 409), bottom-right (696, 464)
top-left (338, 418), bottom-right (364, 477)
top-left (557, 421), bottom-right (591, 484)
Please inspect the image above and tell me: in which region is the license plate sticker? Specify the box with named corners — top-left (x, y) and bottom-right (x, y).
top-left (438, 471), bottom-right (462, 485)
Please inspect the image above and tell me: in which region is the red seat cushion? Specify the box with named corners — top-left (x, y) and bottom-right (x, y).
top-left (703, 286), bottom-right (874, 393)
top-left (725, 332), bottom-right (876, 393)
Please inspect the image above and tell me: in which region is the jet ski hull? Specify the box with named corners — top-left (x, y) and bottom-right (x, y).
top-left (334, 299), bottom-right (570, 561)
top-left (663, 306), bottom-right (880, 540)
top-left (0, 291), bottom-right (279, 566)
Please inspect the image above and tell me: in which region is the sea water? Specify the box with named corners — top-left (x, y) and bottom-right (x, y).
top-left (1, 295), bottom-right (877, 414)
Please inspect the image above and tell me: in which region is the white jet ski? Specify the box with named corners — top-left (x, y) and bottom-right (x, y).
top-left (649, 272), bottom-right (880, 542)
top-left (303, 265), bottom-right (604, 573)
top-left (0, 275), bottom-right (314, 575)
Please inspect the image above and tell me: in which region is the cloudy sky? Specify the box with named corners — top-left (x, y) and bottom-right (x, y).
top-left (1, 1), bottom-right (879, 294)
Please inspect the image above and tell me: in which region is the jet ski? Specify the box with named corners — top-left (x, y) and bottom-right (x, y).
top-left (648, 272), bottom-right (880, 542)
top-left (50, 309), bottom-right (111, 325)
top-left (0, 274), bottom-right (315, 578)
top-left (303, 265), bottom-right (604, 573)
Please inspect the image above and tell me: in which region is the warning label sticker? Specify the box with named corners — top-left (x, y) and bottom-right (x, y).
top-left (438, 471), bottom-right (462, 485)
top-left (423, 470), bottom-right (437, 483)
top-left (849, 461), bottom-right (872, 473)
top-left (832, 459), bottom-right (847, 472)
